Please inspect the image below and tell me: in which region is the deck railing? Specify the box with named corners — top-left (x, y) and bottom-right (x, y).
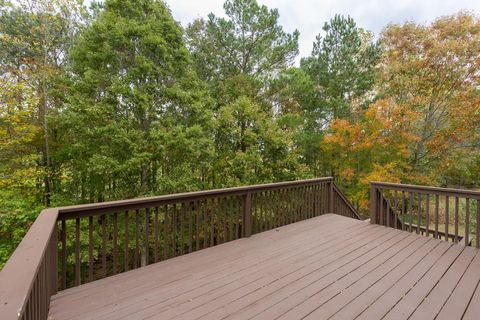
top-left (370, 181), bottom-right (480, 246)
top-left (0, 177), bottom-right (359, 320)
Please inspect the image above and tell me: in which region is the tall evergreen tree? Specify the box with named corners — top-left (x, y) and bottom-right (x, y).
top-left (64, 0), bottom-right (214, 201)
top-left (186, 0), bottom-right (305, 185)
top-left (301, 15), bottom-right (381, 120)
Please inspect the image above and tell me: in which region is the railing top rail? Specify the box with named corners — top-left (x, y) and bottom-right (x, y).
top-left (57, 177), bottom-right (333, 218)
top-left (0, 208), bottom-right (58, 319)
top-left (371, 181), bottom-right (480, 198)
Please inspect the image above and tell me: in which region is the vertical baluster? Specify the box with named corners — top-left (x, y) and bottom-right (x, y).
top-left (258, 193), bottom-right (263, 232)
top-left (394, 190), bottom-right (398, 229)
top-left (445, 196), bottom-right (449, 242)
top-left (401, 191), bottom-right (406, 231)
top-left (163, 205), bottom-right (168, 259)
top-left (194, 200), bottom-right (200, 250)
top-left (379, 189), bottom-right (384, 226)
top-left (189, 202), bottom-right (193, 253)
top-left (294, 187), bottom-right (299, 222)
top-left (196, 200), bottom-right (200, 250)
top-left (465, 198), bottom-right (470, 246)
top-left (268, 191), bottom-right (273, 230)
top-left (425, 194), bottom-right (430, 237)
top-left (144, 208), bottom-right (149, 265)
top-left (75, 218), bottom-right (81, 286)
top-left (251, 194), bottom-right (256, 234)
top-left (210, 199), bottom-right (215, 246)
top-left (236, 196), bottom-right (241, 239)
top-left (179, 204), bottom-right (184, 255)
top-left (417, 193), bottom-right (421, 234)
top-left (224, 197), bottom-right (229, 241)
top-left (229, 197), bottom-right (234, 240)
top-left (476, 199), bottom-right (480, 248)
top-left (454, 198), bottom-right (459, 244)
top-left (61, 219), bottom-right (66, 290)
top-left (408, 192), bottom-right (414, 232)
top-left (124, 210), bottom-right (129, 271)
top-left (88, 216), bottom-right (93, 281)
top-left (435, 195), bottom-right (439, 239)
top-left (113, 212), bottom-right (118, 274)
top-left (102, 214), bottom-right (107, 276)
top-left (308, 186), bottom-right (312, 219)
top-left (173, 203), bottom-right (177, 256)
top-left (154, 207), bottom-right (159, 262)
top-left (386, 193), bottom-right (391, 228)
top-left (203, 199), bottom-right (208, 248)
top-left (278, 189), bottom-right (283, 226)
top-left (135, 210), bottom-right (139, 268)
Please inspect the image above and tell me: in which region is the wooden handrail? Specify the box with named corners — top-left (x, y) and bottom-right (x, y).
top-left (57, 177), bottom-right (334, 219)
top-left (371, 181), bottom-right (480, 198)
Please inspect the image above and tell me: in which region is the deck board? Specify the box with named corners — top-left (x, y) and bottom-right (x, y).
top-left (48, 214), bottom-right (480, 320)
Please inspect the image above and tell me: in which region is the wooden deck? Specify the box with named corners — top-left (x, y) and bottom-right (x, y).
top-left (48, 214), bottom-right (480, 320)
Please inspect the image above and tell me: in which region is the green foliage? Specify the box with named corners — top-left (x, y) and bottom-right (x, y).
top-left (301, 15), bottom-right (381, 119)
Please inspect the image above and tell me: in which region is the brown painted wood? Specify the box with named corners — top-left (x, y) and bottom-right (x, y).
top-left (46, 215), bottom-right (480, 320)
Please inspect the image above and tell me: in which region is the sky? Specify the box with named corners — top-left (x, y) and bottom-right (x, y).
top-left (165, 0), bottom-right (480, 63)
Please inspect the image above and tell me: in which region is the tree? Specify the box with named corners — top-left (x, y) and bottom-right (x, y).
top-left (186, 0), bottom-right (299, 103)
top-left (0, 0), bottom-right (87, 205)
top-left (379, 12), bottom-right (480, 182)
top-left (64, 0), bottom-right (214, 201)
top-left (186, 0), bottom-right (305, 186)
top-left (301, 15), bottom-right (381, 120)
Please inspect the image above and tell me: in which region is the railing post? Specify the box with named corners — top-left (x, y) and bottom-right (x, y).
top-left (329, 178), bottom-right (334, 213)
top-left (243, 191), bottom-right (252, 237)
top-left (370, 183), bottom-right (377, 224)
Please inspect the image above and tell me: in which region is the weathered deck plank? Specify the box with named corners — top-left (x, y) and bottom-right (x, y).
top-left (48, 214), bottom-right (480, 320)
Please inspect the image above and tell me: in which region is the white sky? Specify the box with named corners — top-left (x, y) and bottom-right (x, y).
top-left (165, 0), bottom-right (480, 64)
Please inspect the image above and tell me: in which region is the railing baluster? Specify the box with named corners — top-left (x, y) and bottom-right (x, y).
top-left (210, 199), bottom-right (215, 246)
top-left (435, 194), bottom-right (439, 239)
top-left (394, 190), bottom-right (398, 229)
top-left (75, 218), bottom-right (80, 286)
top-left (425, 194), bottom-right (430, 237)
top-left (454, 198), bottom-right (459, 244)
top-left (163, 205), bottom-right (168, 259)
top-left (145, 208), bottom-right (150, 265)
top-left (189, 202), bottom-right (193, 253)
top-left (154, 207), bottom-right (159, 262)
top-left (173, 203), bottom-right (177, 256)
top-left (179, 204), bottom-right (184, 255)
top-left (228, 196), bottom-right (235, 241)
top-left (124, 210), bottom-right (129, 271)
top-left (417, 193), bottom-right (421, 234)
top-left (101, 214), bottom-right (107, 276)
top-left (61, 219), bottom-right (66, 290)
top-left (408, 192), bottom-right (413, 232)
top-left (223, 197), bottom-right (228, 242)
top-left (401, 191), bottom-right (406, 231)
top-left (445, 196), bottom-right (449, 242)
top-left (379, 189), bottom-right (384, 226)
top-left (88, 216), bottom-right (93, 281)
top-left (113, 212), bottom-right (118, 274)
top-left (195, 200), bottom-right (200, 250)
top-left (476, 199), bottom-right (480, 249)
top-left (465, 198), bottom-right (470, 246)
top-left (135, 210), bottom-right (139, 268)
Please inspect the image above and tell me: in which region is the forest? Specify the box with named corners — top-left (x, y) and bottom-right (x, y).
top-left (0, 0), bottom-right (479, 268)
